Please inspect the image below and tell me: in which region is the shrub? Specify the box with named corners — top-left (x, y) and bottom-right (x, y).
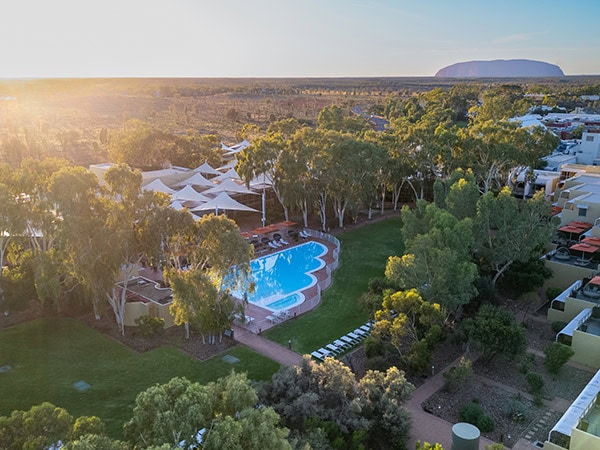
top-left (459, 401), bottom-right (495, 431)
top-left (526, 373), bottom-right (544, 396)
top-left (551, 321), bottom-right (567, 334)
top-left (477, 415), bottom-right (495, 432)
top-left (544, 343), bottom-right (575, 374)
top-left (134, 315), bottom-right (165, 337)
top-left (506, 397), bottom-right (527, 422)
top-left (443, 357), bottom-right (472, 392)
top-left (408, 339), bottom-right (432, 374)
top-left (368, 276), bottom-right (394, 295)
top-left (546, 287), bottom-right (563, 301)
top-left (519, 354), bottom-right (535, 374)
top-left (364, 336), bottom-right (384, 358)
top-left (459, 401), bottom-right (484, 424)
top-left (365, 355), bottom-right (389, 372)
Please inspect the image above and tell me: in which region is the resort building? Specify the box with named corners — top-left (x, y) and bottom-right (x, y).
top-left (118, 276), bottom-right (175, 328)
top-left (544, 369), bottom-right (600, 450)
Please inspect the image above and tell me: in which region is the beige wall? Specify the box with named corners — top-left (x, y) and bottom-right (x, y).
top-left (549, 297), bottom-right (598, 323)
top-left (543, 440), bottom-right (567, 450)
top-left (571, 330), bottom-right (600, 368)
top-left (124, 302), bottom-right (175, 328)
top-left (124, 302), bottom-right (149, 327)
top-left (561, 202), bottom-right (600, 227)
top-left (544, 260), bottom-right (599, 290)
top-left (570, 427), bottom-right (600, 450)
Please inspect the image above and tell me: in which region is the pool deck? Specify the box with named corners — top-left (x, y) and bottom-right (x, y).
top-left (234, 236), bottom-right (338, 334)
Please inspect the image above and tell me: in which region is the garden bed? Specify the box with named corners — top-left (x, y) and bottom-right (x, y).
top-left (474, 354), bottom-right (593, 402)
top-left (79, 313), bottom-right (235, 360)
top-left (523, 318), bottom-right (556, 352)
top-left (422, 377), bottom-right (543, 448)
top-left (345, 335), bottom-right (464, 387)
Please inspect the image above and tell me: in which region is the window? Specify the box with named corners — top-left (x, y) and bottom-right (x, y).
top-left (579, 207), bottom-right (588, 217)
top-left (587, 135), bottom-right (595, 142)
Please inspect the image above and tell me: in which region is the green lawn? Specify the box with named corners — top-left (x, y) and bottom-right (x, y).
top-left (265, 217), bottom-right (404, 354)
top-left (0, 318), bottom-right (279, 438)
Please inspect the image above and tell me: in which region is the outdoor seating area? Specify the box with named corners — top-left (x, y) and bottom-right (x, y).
top-left (310, 321), bottom-right (374, 361)
top-left (266, 310), bottom-right (292, 324)
top-left (555, 221), bottom-right (594, 247)
top-left (242, 221), bottom-right (301, 256)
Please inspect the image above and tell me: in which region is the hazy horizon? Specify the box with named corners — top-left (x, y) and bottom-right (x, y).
top-left (3, 0), bottom-right (600, 78)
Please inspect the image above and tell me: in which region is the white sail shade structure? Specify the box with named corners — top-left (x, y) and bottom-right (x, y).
top-left (172, 185), bottom-right (211, 203)
top-left (202, 178), bottom-right (258, 196)
top-left (142, 178), bottom-right (176, 195)
top-left (169, 200), bottom-right (186, 211)
top-left (213, 167), bottom-right (241, 181)
top-left (190, 192), bottom-right (258, 214)
top-left (193, 162), bottom-right (221, 176)
top-left (174, 172), bottom-right (214, 188)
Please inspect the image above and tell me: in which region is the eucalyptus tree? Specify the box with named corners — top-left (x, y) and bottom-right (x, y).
top-left (108, 119), bottom-right (173, 169)
top-left (100, 164), bottom-right (173, 334)
top-left (0, 180), bottom-right (25, 311)
top-left (474, 187), bottom-right (556, 289)
top-left (324, 132), bottom-right (386, 225)
top-left (386, 202), bottom-right (478, 315)
top-left (13, 158), bottom-right (69, 255)
top-left (124, 373), bottom-right (289, 450)
top-left (236, 133), bottom-right (290, 223)
top-left (167, 214), bottom-right (252, 342)
top-left (284, 127), bottom-right (325, 227)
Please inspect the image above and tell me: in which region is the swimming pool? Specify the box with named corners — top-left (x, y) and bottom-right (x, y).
top-left (240, 241), bottom-right (328, 312)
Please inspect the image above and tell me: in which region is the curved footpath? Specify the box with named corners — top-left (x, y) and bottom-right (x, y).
top-left (233, 324), bottom-right (303, 366)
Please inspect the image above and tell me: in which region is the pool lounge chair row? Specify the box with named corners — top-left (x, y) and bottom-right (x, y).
top-left (310, 321), bottom-right (374, 361)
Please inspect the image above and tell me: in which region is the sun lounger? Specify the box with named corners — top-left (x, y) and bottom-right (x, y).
top-left (340, 336), bottom-right (357, 346)
top-left (348, 332), bottom-right (363, 341)
top-left (267, 241), bottom-right (278, 249)
top-left (326, 343), bottom-right (342, 355)
top-left (311, 351), bottom-right (324, 361)
top-left (299, 231), bottom-right (309, 239)
top-left (318, 348), bottom-right (331, 357)
top-left (334, 339), bottom-right (350, 349)
top-left (353, 328), bottom-right (368, 337)
top-left (279, 238), bottom-right (289, 245)
top-left (359, 325), bottom-right (371, 333)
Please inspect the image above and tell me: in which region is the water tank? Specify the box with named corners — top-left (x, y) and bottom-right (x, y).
top-left (451, 422), bottom-right (480, 450)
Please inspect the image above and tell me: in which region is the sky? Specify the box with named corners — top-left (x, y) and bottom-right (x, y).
top-left (2, 0), bottom-right (600, 78)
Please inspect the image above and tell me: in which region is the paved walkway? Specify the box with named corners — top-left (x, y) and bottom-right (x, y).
top-left (233, 325), bottom-right (303, 366)
top-left (406, 353), bottom-right (496, 450)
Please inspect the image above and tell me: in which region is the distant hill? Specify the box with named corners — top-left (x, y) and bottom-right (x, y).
top-left (435, 59), bottom-right (564, 78)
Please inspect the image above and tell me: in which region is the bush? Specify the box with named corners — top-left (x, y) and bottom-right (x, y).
top-left (506, 397), bottom-right (527, 422)
top-left (551, 321), bottom-right (567, 334)
top-left (459, 401), bottom-right (494, 431)
top-left (546, 287), bottom-right (563, 301)
top-left (477, 415), bottom-right (495, 432)
top-left (134, 315), bottom-right (165, 337)
top-left (365, 355), bottom-right (389, 372)
top-left (444, 357), bottom-right (472, 392)
top-left (364, 336), bottom-right (384, 358)
top-left (408, 339), bottom-right (432, 374)
top-left (459, 401), bottom-right (483, 424)
top-left (519, 353), bottom-right (535, 374)
top-left (368, 276), bottom-right (394, 295)
top-left (544, 342), bottom-right (575, 374)
top-left (526, 373), bottom-right (544, 396)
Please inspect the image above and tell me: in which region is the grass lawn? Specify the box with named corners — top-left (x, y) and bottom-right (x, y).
top-left (265, 216), bottom-right (404, 354)
top-left (0, 318), bottom-right (279, 438)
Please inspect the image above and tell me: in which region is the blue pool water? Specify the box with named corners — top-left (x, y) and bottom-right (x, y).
top-left (242, 241), bottom-right (327, 311)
